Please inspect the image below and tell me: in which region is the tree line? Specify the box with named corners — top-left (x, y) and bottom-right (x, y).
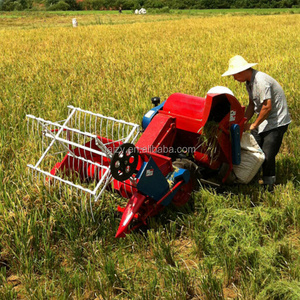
top-left (1, 0), bottom-right (299, 12)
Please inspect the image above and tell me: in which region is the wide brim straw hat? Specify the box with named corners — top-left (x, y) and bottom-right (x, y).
top-left (222, 55), bottom-right (257, 76)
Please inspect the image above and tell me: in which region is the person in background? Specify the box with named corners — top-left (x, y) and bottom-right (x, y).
top-left (222, 55), bottom-right (291, 189)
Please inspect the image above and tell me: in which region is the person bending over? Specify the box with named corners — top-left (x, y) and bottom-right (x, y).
top-left (222, 55), bottom-right (291, 188)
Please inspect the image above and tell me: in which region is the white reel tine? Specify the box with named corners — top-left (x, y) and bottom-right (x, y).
top-left (90, 194), bottom-right (95, 222)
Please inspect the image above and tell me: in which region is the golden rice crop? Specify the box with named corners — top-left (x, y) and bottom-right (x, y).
top-left (1, 15), bottom-right (299, 122)
top-left (1, 14), bottom-right (299, 173)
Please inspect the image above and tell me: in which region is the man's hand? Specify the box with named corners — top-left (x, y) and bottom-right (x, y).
top-left (244, 123), bottom-right (257, 131)
top-left (244, 99), bottom-right (272, 132)
top-left (252, 99), bottom-right (272, 129)
top-left (244, 122), bottom-right (251, 131)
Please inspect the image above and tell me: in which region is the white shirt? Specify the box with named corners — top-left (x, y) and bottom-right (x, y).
top-left (246, 70), bottom-right (291, 133)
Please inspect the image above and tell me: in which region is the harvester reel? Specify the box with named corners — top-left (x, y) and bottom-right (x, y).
top-left (110, 143), bottom-right (139, 181)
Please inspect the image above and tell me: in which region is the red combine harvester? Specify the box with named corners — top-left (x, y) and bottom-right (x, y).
top-left (27, 91), bottom-right (246, 237)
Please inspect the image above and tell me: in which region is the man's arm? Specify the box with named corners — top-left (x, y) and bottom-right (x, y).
top-left (249, 99), bottom-right (272, 130)
top-left (245, 98), bottom-right (255, 121)
top-left (244, 99), bottom-right (255, 131)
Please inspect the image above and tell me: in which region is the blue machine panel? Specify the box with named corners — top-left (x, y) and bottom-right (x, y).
top-left (231, 124), bottom-right (241, 165)
top-left (142, 101), bottom-right (166, 130)
top-left (161, 167), bottom-right (190, 206)
top-left (136, 157), bottom-right (190, 206)
top-left (136, 157), bottom-right (169, 201)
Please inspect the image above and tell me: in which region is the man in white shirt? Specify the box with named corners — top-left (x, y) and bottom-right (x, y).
top-left (222, 55), bottom-right (291, 188)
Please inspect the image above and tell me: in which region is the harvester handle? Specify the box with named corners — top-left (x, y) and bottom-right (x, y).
top-left (151, 97), bottom-right (160, 107)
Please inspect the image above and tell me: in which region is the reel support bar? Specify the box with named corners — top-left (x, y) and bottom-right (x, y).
top-left (94, 174), bottom-right (113, 202)
top-left (67, 105), bottom-right (139, 127)
top-left (33, 108), bottom-right (76, 169)
top-left (42, 122), bottom-right (76, 157)
top-left (95, 137), bottom-right (113, 159)
top-left (123, 126), bottom-right (141, 144)
top-left (43, 132), bottom-right (111, 158)
top-left (27, 115), bottom-right (114, 156)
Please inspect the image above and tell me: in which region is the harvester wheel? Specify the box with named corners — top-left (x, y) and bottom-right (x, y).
top-left (110, 143), bottom-right (139, 181)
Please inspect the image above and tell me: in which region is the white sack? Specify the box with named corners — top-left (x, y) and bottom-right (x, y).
top-left (72, 18), bottom-right (78, 27)
top-left (233, 132), bottom-right (265, 184)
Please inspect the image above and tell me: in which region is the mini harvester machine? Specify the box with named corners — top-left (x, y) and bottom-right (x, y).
top-left (27, 91), bottom-right (246, 237)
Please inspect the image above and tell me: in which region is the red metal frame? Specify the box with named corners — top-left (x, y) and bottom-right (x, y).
top-left (50, 92), bottom-right (246, 237)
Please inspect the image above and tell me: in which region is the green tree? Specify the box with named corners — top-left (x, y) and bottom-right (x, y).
top-left (144, 0), bottom-right (164, 8)
top-left (1, 0), bottom-right (32, 10)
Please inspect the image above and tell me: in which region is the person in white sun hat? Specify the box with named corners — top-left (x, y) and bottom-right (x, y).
top-left (222, 55), bottom-right (291, 189)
